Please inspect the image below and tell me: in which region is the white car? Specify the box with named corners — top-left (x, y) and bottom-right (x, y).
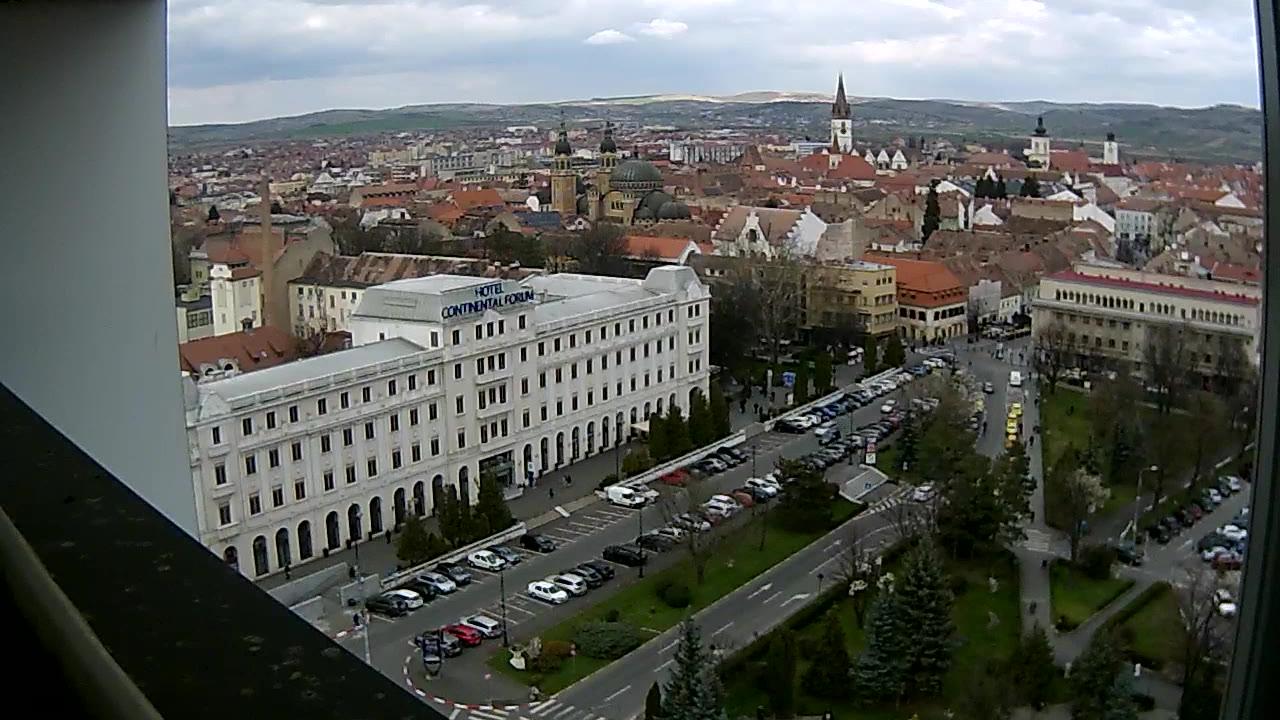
top-left (1214, 589), bottom-right (1237, 618)
top-left (527, 580), bottom-right (570, 604)
top-left (1202, 546), bottom-right (1228, 562)
top-left (1222, 475), bottom-right (1244, 492)
top-left (548, 573), bottom-right (588, 596)
top-left (761, 472), bottom-right (784, 490)
top-left (1206, 488), bottom-right (1224, 504)
top-left (467, 550), bottom-right (506, 572)
top-left (745, 477), bottom-right (780, 497)
top-left (880, 399), bottom-right (898, 414)
top-left (655, 526), bottom-right (688, 543)
top-left (911, 484), bottom-right (936, 503)
top-left (418, 571), bottom-right (457, 594)
top-left (385, 588), bottom-right (425, 610)
top-left (814, 423), bottom-right (840, 443)
top-left (462, 614), bottom-right (504, 638)
top-left (1220, 524), bottom-right (1248, 542)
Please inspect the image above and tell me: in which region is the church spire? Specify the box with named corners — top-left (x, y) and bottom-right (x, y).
top-left (554, 110), bottom-right (572, 156)
top-left (831, 73), bottom-right (850, 120)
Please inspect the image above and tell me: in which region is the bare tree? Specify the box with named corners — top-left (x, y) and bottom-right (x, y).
top-left (1032, 319), bottom-right (1072, 395)
top-left (1174, 566), bottom-right (1231, 720)
top-left (1216, 336), bottom-right (1258, 460)
top-left (1143, 321), bottom-right (1192, 416)
top-left (657, 483), bottom-right (717, 586)
top-left (834, 524), bottom-right (880, 628)
top-left (1185, 391), bottom-right (1227, 487)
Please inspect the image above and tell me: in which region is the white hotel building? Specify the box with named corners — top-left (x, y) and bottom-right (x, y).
top-left (184, 266), bottom-right (711, 578)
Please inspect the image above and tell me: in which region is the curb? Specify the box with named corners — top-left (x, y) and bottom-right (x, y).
top-left (402, 652), bottom-right (549, 711)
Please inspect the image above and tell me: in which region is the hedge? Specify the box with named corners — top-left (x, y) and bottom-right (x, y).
top-left (573, 621), bottom-right (647, 660)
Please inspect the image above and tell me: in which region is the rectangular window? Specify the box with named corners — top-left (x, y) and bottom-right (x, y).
top-left (218, 503), bottom-right (232, 527)
top-left (429, 402), bottom-right (438, 421)
top-left (364, 422), bottom-right (375, 440)
top-left (388, 379), bottom-right (397, 396)
top-left (457, 429), bottom-right (466, 449)
top-left (242, 417), bottom-right (253, 436)
top-left (642, 316), bottom-right (649, 329)
top-left (572, 396), bottom-right (579, 411)
top-left (477, 358), bottom-right (485, 375)
top-left (346, 465), bottom-right (357, 484)
top-left (479, 392), bottom-right (487, 411)
top-left (318, 397), bottom-right (328, 415)
top-left (614, 322), bottom-right (621, 335)
top-left (586, 329), bottom-right (593, 343)
top-left (556, 400), bottom-right (563, 416)
top-left (340, 392), bottom-right (349, 409)
top-left (454, 363), bottom-right (463, 380)
top-left (211, 426), bottom-right (222, 445)
top-left (588, 390), bottom-right (594, 406)
top-left (487, 321), bottom-right (495, 338)
top-left (362, 386), bottom-right (371, 403)
top-left (291, 441), bottom-right (302, 462)
top-left (538, 341), bottom-right (545, 356)
top-left (487, 356), bottom-right (495, 372)
top-left (214, 463), bottom-right (227, 486)
top-left (603, 386), bottom-right (609, 401)
top-left (475, 325), bottom-right (483, 340)
top-left (602, 355), bottom-right (609, 370)
top-left (616, 381), bottom-right (623, 396)
top-left (248, 493), bottom-right (261, 515)
top-left (294, 479), bottom-right (306, 501)
top-left (452, 329), bottom-right (461, 345)
top-left (630, 378), bottom-right (637, 392)
top-left (570, 334), bottom-right (577, 348)
top-left (522, 410), bottom-right (530, 428)
top-left (554, 337), bottom-right (561, 352)
top-left (288, 405), bottom-right (298, 423)
top-left (408, 374), bottom-right (417, 391)
top-left (498, 353), bottom-right (506, 370)
top-left (412, 443), bottom-right (421, 462)
top-left (480, 425), bottom-right (489, 443)
top-left (409, 408), bottom-right (419, 426)
top-left (519, 314), bottom-right (527, 330)
top-left (629, 319), bottom-right (635, 332)
top-left (268, 448), bottom-right (280, 468)
top-left (571, 364), bottom-right (578, 380)
top-left (271, 486), bottom-right (284, 508)
top-left (521, 378), bottom-right (529, 395)
top-left (455, 396), bottom-right (464, 414)
top-left (541, 405), bottom-right (548, 421)
top-left (266, 411), bottom-right (276, 430)
top-left (323, 471), bottom-right (335, 492)
top-left (427, 369), bottom-right (436, 385)
top-left (392, 449), bottom-right (402, 469)
top-left (556, 368), bottom-right (563, 383)
top-left (521, 347), bottom-right (528, 362)
top-left (601, 325), bottom-right (608, 340)
top-left (430, 437), bottom-right (440, 456)
top-left (499, 319), bottom-right (506, 334)
top-left (540, 372), bottom-right (547, 388)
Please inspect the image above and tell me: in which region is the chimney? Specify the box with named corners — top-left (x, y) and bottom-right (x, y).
top-left (258, 177), bottom-right (277, 328)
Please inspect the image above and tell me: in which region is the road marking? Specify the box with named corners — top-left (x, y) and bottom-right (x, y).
top-left (824, 539), bottom-right (843, 554)
top-left (567, 522), bottom-right (604, 533)
top-left (763, 591), bottom-right (782, 604)
top-left (603, 685), bottom-right (632, 703)
top-left (470, 710), bottom-right (510, 720)
top-left (551, 705), bottom-right (577, 720)
top-left (660, 638), bottom-right (679, 653)
top-left (449, 709), bottom-right (461, 720)
top-left (656, 658), bottom-right (675, 672)
top-left (747, 582), bottom-right (773, 600)
top-left (712, 621), bottom-right (734, 637)
top-left (781, 593), bottom-right (811, 607)
top-left (542, 532), bottom-right (577, 544)
top-left (530, 700), bottom-right (559, 716)
top-left (370, 613), bottom-right (394, 623)
top-left (552, 526), bottom-right (591, 537)
top-left (810, 556), bottom-right (840, 575)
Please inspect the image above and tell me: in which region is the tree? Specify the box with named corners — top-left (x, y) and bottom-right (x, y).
top-left (709, 265), bottom-right (763, 372)
top-left (666, 405), bottom-right (693, 459)
top-left (1021, 174), bottom-right (1041, 198)
top-left (1175, 570), bottom-right (1229, 720)
top-left (1102, 675), bottom-right (1139, 720)
top-left (1068, 630), bottom-right (1123, 720)
top-left (896, 540), bottom-right (953, 696)
top-left (687, 390), bottom-right (714, 448)
top-left (863, 335), bottom-right (879, 374)
top-left (883, 334), bottom-right (905, 368)
top-left (1142, 412), bottom-right (1187, 508)
top-left (645, 682), bottom-right (664, 720)
top-left (709, 384), bottom-right (731, 440)
top-left (1143, 322), bottom-right (1192, 416)
top-left (658, 483), bottom-right (717, 585)
top-left (396, 516), bottom-right (433, 565)
top-left (648, 413), bottom-right (671, 462)
top-left (802, 610), bottom-right (852, 699)
top-left (661, 619), bottom-right (726, 720)
top-left (1185, 392), bottom-right (1227, 486)
top-left (1033, 319), bottom-right (1072, 394)
top-left (764, 634), bottom-right (798, 717)
top-left (623, 448), bottom-right (655, 477)
top-left (1046, 450), bottom-right (1108, 562)
top-left (206, 204), bottom-right (220, 222)
top-left (791, 363), bottom-right (809, 405)
top-left (896, 413), bottom-right (920, 473)
top-left (835, 525), bottom-right (878, 628)
top-left (975, 176), bottom-right (993, 198)
top-left (814, 353), bottom-right (833, 394)
top-left (570, 223), bottom-right (629, 276)
top-left (774, 459), bottom-right (834, 531)
top-left (474, 472), bottom-right (514, 536)
top-left (955, 660), bottom-right (1013, 720)
top-left (436, 489), bottom-right (462, 547)
top-left (853, 584), bottom-right (908, 705)
top-left (1009, 625), bottom-right (1057, 709)
top-left (922, 181), bottom-right (941, 242)
top-left (995, 177), bottom-right (1008, 198)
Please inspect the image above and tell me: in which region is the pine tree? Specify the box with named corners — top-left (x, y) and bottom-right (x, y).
top-left (802, 610), bottom-right (852, 699)
top-left (687, 391), bottom-right (714, 448)
top-left (456, 494), bottom-right (479, 544)
top-left (853, 587), bottom-right (908, 705)
top-left (922, 181), bottom-right (941, 241)
top-left (863, 336), bottom-right (879, 374)
top-left (475, 472), bottom-right (514, 536)
top-left (1021, 174), bottom-right (1042, 198)
top-left (645, 682), bottom-right (664, 720)
top-left (436, 489), bottom-right (461, 547)
top-left (814, 353), bottom-right (833, 394)
top-left (897, 540), bottom-right (954, 696)
top-left (764, 634), bottom-right (798, 717)
top-left (1011, 624), bottom-right (1057, 709)
top-left (793, 364), bottom-right (810, 405)
top-left (709, 384), bottom-right (731, 440)
top-left (667, 405), bottom-right (693, 458)
top-left (661, 619), bottom-right (726, 720)
top-left (396, 515), bottom-right (433, 565)
top-left (1101, 675), bottom-right (1138, 720)
top-left (884, 334), bottom-right (906, 368)
top-left (649, 411), bottom-right (671, 461)
top-left (897, 414), bottom-right (919, 472)
top-left (1069, 631), bottom-right (1123, 720)
top-left (995, 177), bottom-right (1008, 198)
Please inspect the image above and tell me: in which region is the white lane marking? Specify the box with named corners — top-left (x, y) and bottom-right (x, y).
top-left (712, 621), bottom-right (734, 637)
top-left (763, 591), bottom-right (782, 604)
top-left (530, 700), bottom-right (559, 716)
top-left (541, 532), bottom-right (577, 543)
top-left (603, 685), bottom-right (633, 703)
top-left (655, 658), bottom-right (675, 672)
top-left (810, 556), bottom-right (841, 575)
top-left (370, 613), bottom-right (395, 623)
top-left (781, 593), bottom-right (811, 607)
top-left (449, 709), bottom-right (461, 720)
top-left (551, 705), bottom-right (577, 720)
top-left (503, 603), bottom-right (538, 616)
top-left (470, 710), bottom-right (510, 720)
top-left (566, 522), bottom-right (605, 533)
top-left (551, 526), bottom-right (592, 538)
top-left (747, 582), bottom-right (773, 600)
top-left (660, 638), bottom-right (679, 653)
top-left (555, 505), bottom-right (571, 518)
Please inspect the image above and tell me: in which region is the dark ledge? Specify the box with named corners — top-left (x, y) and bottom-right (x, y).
top-left (0, 385), bottom-right (439, 720)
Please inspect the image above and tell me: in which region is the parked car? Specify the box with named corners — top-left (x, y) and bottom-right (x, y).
top-left (731, 489), bottom-right (757, 507)
top-left (401, 578), bottom-right (439, 602)
top-left (487, 545), bottom-right (523, 566)
top-left (1212, 552), bottom-right (1243, 571)
top-left (461, 614), bottom-right (504, 639)
top-left (720, 447), bottom-right (748, 464)
top-left (1205, 487), bottom-right (1224, 505)
top-left (520, 533), bottom-right (558, 553)
top-left (548, 573), bottom-right (589, 596)
top-left (417, 571), bottom-right (457, 595)
top-left (1214, 589), bottom-right (1238, 618)
top-left (911, 485), bottom-right (936, 503)
top-left (745, 477), bottom-right (780, 498)
top-left (527, 580), bottom-right (570, 604)
top-left (659, 469), bottom-right (691, 487)
top-left (603, 485), bottom-right (648, 508)
top-left (654, 526), bottom-right (688, 543)
top-left (1220, 524), bottom-right (1248, 542)
top-left (707, 494), bottom-right (742, 515)
top-left (443, 623), bottom-right (484, 647)
top-left (1186, 504), bottom-right (1204, 521)
top-left (366, 592), bottom-right (415, 617)
top-left (603, 544), bottom-right (648, 566)
top-left (814, 423), bottom-right (841, 444)
top-left (467, 550), bottom-right (506, 572)
top-left (635, 532), bottom-right (676, 552)
top-left (880, 399), bottom-right (898, 414)
top-left (434, 562), bottom-right (473, 586)
top-left (1113, 540), bottom-right (1144, 566)
top-left (1222, 475), bottom-right (1245, 493)
top-left (1216, 478), bottom-right (1235, 497)
top-left (569, 564), bottom-right (605, 587)
top-left (694, 457), bottom-right (728, 473)
top-left (580, 559), bottom-right (616, 580)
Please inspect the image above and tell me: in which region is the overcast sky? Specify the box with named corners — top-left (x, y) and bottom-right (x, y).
top-left (167, 0), bottom-right (1262, 126)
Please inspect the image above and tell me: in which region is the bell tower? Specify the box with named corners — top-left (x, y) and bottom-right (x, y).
top-left (550, 116), bottom-right (577, 217)
top-left (830, 73), bottom-right (853, 154)
top-left (590, 121), bottom-right (618, 221)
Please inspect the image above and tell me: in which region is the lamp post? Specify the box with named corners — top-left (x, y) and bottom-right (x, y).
top-left (499, 566), bottom-right (510, 647)
top-left (353, 506), bottom-right (371, 665)
top-left (1134, 465), bottom-right (1159, 543)
top-left (751, 443), bottom-right (757, 477)
top-left (638, 499), bottom-right (646, 578)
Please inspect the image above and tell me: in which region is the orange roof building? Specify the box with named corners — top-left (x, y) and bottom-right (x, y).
top-left (865, 254), bottom-right (968, 342)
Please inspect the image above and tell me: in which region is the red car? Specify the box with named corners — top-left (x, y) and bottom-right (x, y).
top-left (660, 469), bottom-right (690, 487)
top-left (443, 624), bottom-right (484, 647)
top-left (731, 490), bottom-right (755, 508)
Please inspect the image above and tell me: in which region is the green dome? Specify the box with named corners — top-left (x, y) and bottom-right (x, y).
top-left (611, 159), bottom-right (663, 187)
top-left (635, 206), bottom-right (655, 221)
top-left (640, 191), bottom-right (673, 215)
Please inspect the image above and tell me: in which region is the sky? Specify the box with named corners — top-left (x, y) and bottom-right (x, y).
top-left (167, 0), bottom-right (1262, 126)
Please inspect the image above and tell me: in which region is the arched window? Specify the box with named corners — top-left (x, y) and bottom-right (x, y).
top-left (274, 528), bottom-right (291, 569)
top-left (252, 536), bottom-right (269, 576)
top-left (297, 521), bottom-right (313, 560)
top-left (347, 504), bottom-right (362, 544)
top-left (223, 546), bottom-right (239, 570)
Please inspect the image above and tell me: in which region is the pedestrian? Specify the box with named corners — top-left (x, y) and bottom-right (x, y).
top-left (549, 486), bottom-right (555, 500)
top-left (566, 474), bottom-right (573, 487)
top-left (1029, 435), bottom-right (1035, 447)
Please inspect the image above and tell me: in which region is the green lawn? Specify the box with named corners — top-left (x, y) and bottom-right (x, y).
top-left (488, 501), bottom-right (860, 693)
top-left (1049, 563), bottom-right (1134, 630)
top-left (1040, 389), bottom-right (1092, 468)
top-left (1119, 584), bottom-right (1184, 668)
top-left (723, 551), bottom-right (1023, 720)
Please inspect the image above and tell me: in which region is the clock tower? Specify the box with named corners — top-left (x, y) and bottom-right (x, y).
top-left (830, 73), bottom-right (853, 154)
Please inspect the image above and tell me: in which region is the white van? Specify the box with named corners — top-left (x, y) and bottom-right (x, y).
top-left (604, 485), bottom-right (646, 508)
top-left (1009, 370), bottom-right (1023, 388)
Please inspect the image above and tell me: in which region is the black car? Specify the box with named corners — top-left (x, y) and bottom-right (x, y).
top-left (434, 562), bottom-right (473, 585)
top-left (580, 559), bottom-right (616, 580)
top-left (739, 485), bottom-right (772, 503)
top-left (1113, 541), bottom-right (1144, 566)
top-left (603, 544), bottom-right (648, 566)
top-left (775, 420), bottom-right (805, 434)
top-left (635, 533), bottom-right (676, 552)
top-left (569, 564), bottom-right (605, 588)
top-left (723, 447), bottom-right (748, 463)
top-left (1197, 532), bottom-right (1229, 553)
top-left (1174, 508), bottom-right (1194, 527)
top-left (520, 533), bottom-right (557, 553)
top-left (416, 631), bottom-right (462, 657)
top-left (366, 594), bottom-right (411, 617)
top-left (714, 449), bottom-right (743, 466)
top-left (487, 545), bottom-right (522, 565)
top-left (1193, 496), bottom-right (1215, 512)
top-left (1216, 479), bottom-right (1234, 497)
top-left (402, 578), bottom-right (439, 602)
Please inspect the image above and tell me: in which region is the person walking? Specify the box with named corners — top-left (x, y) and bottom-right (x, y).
top-left (549, 486), bottom-right (555, 500)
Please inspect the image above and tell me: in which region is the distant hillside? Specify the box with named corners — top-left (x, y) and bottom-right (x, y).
top-left (169, 94), bottom-right (1261, 164)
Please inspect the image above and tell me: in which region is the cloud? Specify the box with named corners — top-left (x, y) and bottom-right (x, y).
top-left (584, 29), bottom-right (635, 45)
top-left (638, 18), bottom-right (688, 38)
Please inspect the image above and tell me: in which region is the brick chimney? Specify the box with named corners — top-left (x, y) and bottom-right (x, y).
top-left (257, 177), bottom-right (277, 328)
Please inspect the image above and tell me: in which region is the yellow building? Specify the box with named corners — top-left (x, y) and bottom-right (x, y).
top-left (802, 260), bottom-right (899, 338)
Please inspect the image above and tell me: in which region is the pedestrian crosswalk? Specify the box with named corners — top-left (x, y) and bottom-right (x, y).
top-left (863, 487), bottom-right (911, 515)
top-left (1021, 527), bottom-right (1061, 554)
top-left (445, 699), bottom-right (607, 720)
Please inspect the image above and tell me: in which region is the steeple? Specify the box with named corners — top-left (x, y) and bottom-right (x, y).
top-left (554, 113), bottom-right (572, 156)
top-left (599, 120), bottom-right (617, 154)
top-left (831, 73), bottom-right (851, 120)
top-left (1034, 115), bottom-right (1048, 137)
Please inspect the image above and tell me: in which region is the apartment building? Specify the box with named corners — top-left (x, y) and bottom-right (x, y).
top-left (802, 261), bottom-right (899, 338)
top-left (184, 266), bottom-right (710, 578)
top-left (866, 254), bottom-right (968, 342)
top-left (1033, 263), bottom-right (1260, 374)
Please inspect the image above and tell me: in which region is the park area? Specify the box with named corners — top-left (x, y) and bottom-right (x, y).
top-left (1048, 561), bottom-right (1134, 631)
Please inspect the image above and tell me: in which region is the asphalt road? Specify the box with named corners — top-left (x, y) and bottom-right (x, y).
top-left (339, 372), bottom-right (921, 703)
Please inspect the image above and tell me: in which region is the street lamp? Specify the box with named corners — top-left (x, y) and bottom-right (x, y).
top-left (638, 499), bottom-right (646, 578)
top-left (1133, 465), bottom-right (1159, 542)
top-left (499, 565), bottom-right (510, 647)
top-left (353, 506), bottom-right (371, 665)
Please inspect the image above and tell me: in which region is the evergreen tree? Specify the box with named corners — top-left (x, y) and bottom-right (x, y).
top-left (667, 405), bottom-right (693, 458)
top-left (456, 494), bottom-right (480, 544)
top-left (853, 586), bottom-right (908, 705)
top-left (897, 414), bottom-right (919, 472)
top-left (645, 682), bottom-right (664, 720)
top-left (649, 412), bottom-right (671, 461)
top-left (687, 391), bottom-right (714, 448)
top-left (897, 540), bottom-right (954, 696)
top-left (661, 619), bottom-right (726, 720)
top-left (207, 204), bottom-right (221, 222)
top-left (1069, 631), bottom-right (1123, 720)
top-left (995, 177), bottom-right (1008, 198)
top-left (802, 610), bottom-right (853, 699)
top-left (436, 489), bottom-right (462, 547)
top-left (709, 384), bottom-right (731, 440)
top-left (775, 459), bottom-right (833, 531)
top-left (814, 353), bottom-right (833, 394)
top-left (793, 364), bottom-right (810, 405)
top-left (884, 334), bottom-right (906, 368)
top-left (475, 472), bottom-right (514, 536)
top-left (974, 176), bottom-right (992, 198)
top-left (764, 634), bottom-right (798, 717)
top-left (1010, 624), bottom-right (1057, 709)
top-left (396, 515), bottom-right (433, 565)
top-left (1021, 174), bottom-right (1042, 198)
top-left (1101, 675), bottom-right (1139, 720)
top-left (922, 181), bottom-right (941, 241)
top-left (863, 336), bottom-right (879, 374)
top-left (424, 531), bottom-right (449, 560)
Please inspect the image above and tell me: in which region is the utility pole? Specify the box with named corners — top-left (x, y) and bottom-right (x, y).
top-left (499, 566), bottom-right (510, 647)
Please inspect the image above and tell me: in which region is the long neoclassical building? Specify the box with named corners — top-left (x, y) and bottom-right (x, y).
top-left (184, 266), bottom-right (710, 577)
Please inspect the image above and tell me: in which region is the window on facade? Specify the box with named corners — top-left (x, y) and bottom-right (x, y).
top-left (248, 493), bottom-right (261, 515)
top-left (340, 392), bottom-right (349, 409)
top-left (541, 405), bottom-right (548, 421)
top-left (346, 465), bottom-right (357, 484)
top-left (518, 314), bottom-right (527, 330)
top-left (457, 429), bottom-right (466, 449)
top-left (271, 486), bottom-right (284, 508)
top-left (455, 395), bottom-right (464, 415)
top-left (408, 374), bottom-right (417, 391)
top-left (291, 442), bottom-right (302, 462)
top-left (342, 428), bottom-right (353, 446)
top-left (475, 325), bottom-right (483, 340)
top-left (392, 449), bottom-right (402, 469)
top-left (242, 417), bottom-right (253, 436)
top-left (388, 379), bottom-right (397, 396)
top-left (430, 437), bottom-right (440, 456)
top-left (268, 448), bottom-right (280, 468)
top-left (390, 414), bottom-right (400, 432)
top-left (409, 408), bottom-right (419, 426)
top-left (218, 503), bottom-right (232, 527)
top-left (214, 463), bottom-right (227, 486)
top-left (211, 426), bottom-right (222, 445)
top-left (523, 409), bottom-right (530, 428)
top-left (364, 422), bottom-right (375, 440)
top-left (294, 479), bottom-right (306, 501)
top-left (362, 386), bottom-right (371, 403)
top-left (323, 471), bottom-right (335, 492)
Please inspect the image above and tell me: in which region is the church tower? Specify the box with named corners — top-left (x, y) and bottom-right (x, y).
top-left (1102, 131), bottom-right (1120, 165)
top-left (830, 73), bottom-right (853, 154)
top-left (1027, 115), bottom-right (1051, 168)
top-left (550, 117), bottom-right (577, 217)
top-left (589, 121), bottom-right (618, 221)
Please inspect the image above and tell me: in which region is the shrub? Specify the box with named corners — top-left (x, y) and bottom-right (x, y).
top-left (1134, 694), bottom-right (1156, 712)
top-left (1055, 614), bottom-right (1078, 632)
top-left (1077, 544), bottom-right (1116, 580)
top-left (660, 581), bottom-right (692, 609)
top-left (532, 639), bottom-right (573, 673)
top-left (948, 574), bottom-right (970, 597)
top-left (573, 621), bottom-right (647, 660)
top-left (605, 608), bottom-right (621, 623)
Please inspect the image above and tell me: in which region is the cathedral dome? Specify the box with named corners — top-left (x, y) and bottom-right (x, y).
top-left (554, 135), bottom-right (573, 156)
top-left (611, 159), bottom-right (664, 188)
top-left (656, 200), bottom-right (691, 220)
top-left (639, 190), bottom-right (673, 215)
top-left (634, 206), bottom-right (656, 221)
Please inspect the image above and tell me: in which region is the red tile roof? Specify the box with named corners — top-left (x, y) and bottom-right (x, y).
top-left (1048, 270), bottom-right (1259, 306)
top-left (622, 235), bottom-right (710, 262)
top-left (179, 326), bottom-right (298, 376)
top-left (1050, 150), bottom-right (1092, 173)
top-left (450, 188), bottom-right (505, 212)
